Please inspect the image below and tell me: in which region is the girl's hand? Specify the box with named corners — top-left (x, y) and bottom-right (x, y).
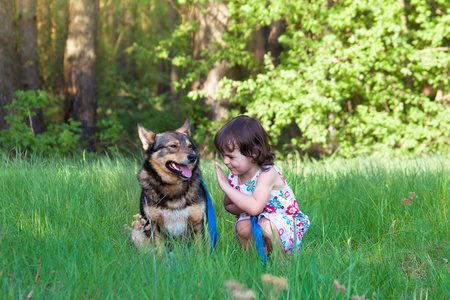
top-left (216, 164), bottom-right (245, 216)
top-left (215, 164), bottom-right (230, 192)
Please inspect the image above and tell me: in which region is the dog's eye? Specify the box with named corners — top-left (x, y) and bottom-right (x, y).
top-left (187, 144), bottom-right (193, 149)
top-left (169, 144), bottom-right (178, 149)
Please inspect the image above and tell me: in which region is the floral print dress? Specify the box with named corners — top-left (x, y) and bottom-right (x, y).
top-left (228, 165), bottom-right (310, 255)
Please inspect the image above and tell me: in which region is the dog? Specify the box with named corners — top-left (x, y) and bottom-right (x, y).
top-left (131, 119), bottom-right (207, 253)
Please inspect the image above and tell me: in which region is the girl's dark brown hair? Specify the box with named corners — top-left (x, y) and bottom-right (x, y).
top-left (214, 115), bottom-right (275, 167)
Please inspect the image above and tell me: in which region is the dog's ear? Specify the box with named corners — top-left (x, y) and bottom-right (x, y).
top-left (138, 124), bottom-right (156, 151)
top-left (176, 119), bottom-right (191, 136)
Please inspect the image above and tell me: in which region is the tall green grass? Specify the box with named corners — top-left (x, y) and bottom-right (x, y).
top-left (1, 154), bottom-right (449, 299)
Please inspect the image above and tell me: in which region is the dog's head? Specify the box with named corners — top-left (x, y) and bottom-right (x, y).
top-left (138, 119), bottom-right (200, 184)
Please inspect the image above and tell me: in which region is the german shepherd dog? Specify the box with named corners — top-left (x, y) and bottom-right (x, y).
top-left (131, 119), bottom-right (207, 252)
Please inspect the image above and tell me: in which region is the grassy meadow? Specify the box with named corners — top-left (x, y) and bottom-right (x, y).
top-left (0, 153), bottom-right (449, 299)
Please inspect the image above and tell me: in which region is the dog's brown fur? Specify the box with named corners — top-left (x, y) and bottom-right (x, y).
top-left (131, 119), bottom-right (207, 252)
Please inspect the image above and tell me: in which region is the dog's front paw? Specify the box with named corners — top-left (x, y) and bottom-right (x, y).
top-left (125, 214), bottom-right (152, 250)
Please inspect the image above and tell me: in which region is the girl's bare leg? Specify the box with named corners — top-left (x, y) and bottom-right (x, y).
top-left (235, 219), bottom-right (254, 250)
top-left (259, 217), bottom-right (285, 257)
top-left (235, 218), bottom-right (285, 256)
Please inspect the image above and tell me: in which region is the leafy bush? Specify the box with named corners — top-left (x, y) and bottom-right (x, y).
top-left (153, 0), bottom-right (449, 158)
top-left (217, 0), bottom-right (450, 157)
top-left (0, 90), bottom-right (82, 155)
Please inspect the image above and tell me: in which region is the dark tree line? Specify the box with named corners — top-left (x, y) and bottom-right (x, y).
top-left (1, 0), bottom-right (448, 157)
top-left (1, 0), bottom-right (98, 150)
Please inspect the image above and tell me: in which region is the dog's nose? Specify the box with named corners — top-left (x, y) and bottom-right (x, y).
top-left (187, 154), bottom-right (197, 163)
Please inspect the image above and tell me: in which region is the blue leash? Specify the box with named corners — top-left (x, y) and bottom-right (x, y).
top-left (251, 216), bottom-right (267, 263)
top-left (201, 179), bottom-right (218, 251)
top-left (201, 178), bottom-right (264, 262)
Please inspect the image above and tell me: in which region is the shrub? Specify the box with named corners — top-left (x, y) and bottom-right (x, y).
top-left (0, 90), bottom-right (81, 155)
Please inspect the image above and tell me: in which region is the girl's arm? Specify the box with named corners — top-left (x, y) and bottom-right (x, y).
top-left (223, 194), bottom-right (245, 215)
top-left (215, 164), bottom-right (281, 216)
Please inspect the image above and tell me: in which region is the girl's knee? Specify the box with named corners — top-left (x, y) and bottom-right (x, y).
top-left (235, 220), bottom-right (253, 239)
top-left (259, 218), bottom-right (279, 237)
top-left (259, 219), bottom-right (285, 255)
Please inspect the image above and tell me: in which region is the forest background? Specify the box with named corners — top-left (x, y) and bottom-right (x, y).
top-left (0, 0), bottom-right (449, 158)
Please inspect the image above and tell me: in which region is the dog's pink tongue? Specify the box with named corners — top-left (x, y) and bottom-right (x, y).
top-left (179, 165), bottom-right (192, 178)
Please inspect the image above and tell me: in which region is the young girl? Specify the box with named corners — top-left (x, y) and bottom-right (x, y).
top-left (214, 115), bottom-right (310, 255)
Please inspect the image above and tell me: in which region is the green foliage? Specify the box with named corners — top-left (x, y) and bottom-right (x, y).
top-left (96, 118), bottom-right (123, 144)
top-left (11, 0), bottom-right (449, 157)
top-left (0, 90), bottom-right (81, 155)
top-left (214, 0), bottom-right (450, 157)
top-left (97, 81), bottom-right (199, 148)
top-left (95, 0), bottom-right (209, 149)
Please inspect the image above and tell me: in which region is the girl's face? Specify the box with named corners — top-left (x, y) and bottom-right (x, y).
top-left (221, 148), bottom-right (257, 177)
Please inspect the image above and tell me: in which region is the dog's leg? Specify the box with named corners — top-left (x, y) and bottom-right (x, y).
top-left (153, 229), bottom-right (166, 256)
top-left (189, 220), bottom-right (205, 248)
top-left (187, 203), bottom-right (207, 248)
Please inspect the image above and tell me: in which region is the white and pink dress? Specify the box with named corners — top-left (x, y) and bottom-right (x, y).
top-left (228, 165), bottom-right (310, 255)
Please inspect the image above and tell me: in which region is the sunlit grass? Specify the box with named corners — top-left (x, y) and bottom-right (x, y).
top-left (1, 153), bottom-right (449, 298)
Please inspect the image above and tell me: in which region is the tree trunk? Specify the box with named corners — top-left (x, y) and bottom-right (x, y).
top-left (267, 19), bottom-right (283, 67)
top-left (17, 0), bottom-right (45, 134)
top-left (53, 0), bottom-right (69, 94)
top-left (37, 0), bottom-right (52, 89)
top-left (115, 0), bottom-right (137, 80)
top-left (64, 0), bottom-right (98, 151)
top-left (251, 20), bottom-right (284, 68)
top-left (0, 0), bottom-right (19, 130)
top-left (192, 1), bottom-right (230, 122)
top-left (253, 26), bottom-right (268, 63)
top-left (157, 0), bottom-right (180, 106)
top-left (168, 1), bottom-right (180, 104)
